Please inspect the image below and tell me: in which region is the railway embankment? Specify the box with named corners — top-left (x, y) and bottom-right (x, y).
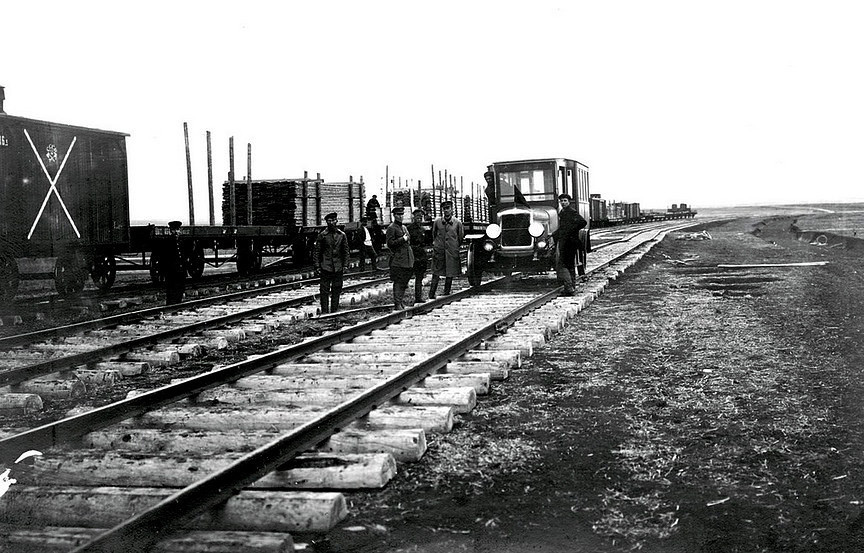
top-left (330, 214), bottom-right (864, 553)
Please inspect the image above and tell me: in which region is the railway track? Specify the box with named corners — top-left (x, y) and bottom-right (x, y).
top-left (0, 220), bottom-right (703, 553)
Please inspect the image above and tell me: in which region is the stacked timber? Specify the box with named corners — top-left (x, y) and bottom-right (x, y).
top-left (221, 178), bottom-right (364, 227)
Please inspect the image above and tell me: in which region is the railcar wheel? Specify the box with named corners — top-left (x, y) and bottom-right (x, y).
top-left (150, 251), bottom-right (165, 284)
top-left (236, 241), bottom-right (262, 276)
top-left (55, 254), bottom-right (87, 296)
top-left (0, 257), bottom-right (20, 303)
top-left (466, 243), bottom-right (483, 287)
top-left (89, 253), bottom-right (116, 291)
top-left (185, 244), bottom-right (205, 280)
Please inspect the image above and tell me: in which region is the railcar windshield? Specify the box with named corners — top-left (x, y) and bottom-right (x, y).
top-left (496, 162), bottom-right (556, 203)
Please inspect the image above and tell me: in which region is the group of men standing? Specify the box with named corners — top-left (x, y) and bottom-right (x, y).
top-left (314, 199), bottom-right (464, 313)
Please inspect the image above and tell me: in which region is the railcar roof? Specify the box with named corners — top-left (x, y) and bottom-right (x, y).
top-left (0, 113), bottom-right (129, 137)
top-left (491, 158), bottom-right (589, 168)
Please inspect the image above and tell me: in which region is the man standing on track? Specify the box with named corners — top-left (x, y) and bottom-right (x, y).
top-left (429, 200), bottom-right (464, 299)
top-left (163, 220), bottom-right (186, 305)
top-left (407, 207), bottom-right (429, 304)
top-left (314, 212), bottom-right (349, 314)
top-left (386, 206), bottom-right (414, 310)
top-left (553, 193), bottom-right (587, 295)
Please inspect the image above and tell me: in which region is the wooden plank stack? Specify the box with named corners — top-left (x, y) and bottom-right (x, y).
top-left (221, 178), bottom-right (364, 227)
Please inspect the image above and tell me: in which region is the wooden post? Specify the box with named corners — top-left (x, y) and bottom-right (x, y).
top-left (183, 123), bottom-right (195, 226)
top-left (385, 165), bottom-right (389, 207)
top-left (348, 175), bottom-right (354, 222)
top-left (246, 143), bottom-right (252, 225)
top-left (460, 176), bottom-right (464, 219)
top-left (206, 131), bottom-right (214, 225)
top-left (315, 173), bottom-right (322, 225)
top-left (437, 170), bottom-right (442, 217)
top-left (229, 136), bottom-right (236, 226)
top-left (444, 169), bottom-right (448, 205)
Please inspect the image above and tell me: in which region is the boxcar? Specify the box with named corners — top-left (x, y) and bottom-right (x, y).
top-left (0, 111), bottom-right (130, 300)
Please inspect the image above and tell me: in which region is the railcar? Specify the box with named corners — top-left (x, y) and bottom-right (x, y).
top-left (0, 108), bottom-right (131, 301)
top-left (465, 158), bottom-right (590, 286)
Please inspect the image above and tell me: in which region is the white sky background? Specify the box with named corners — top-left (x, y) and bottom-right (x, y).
top-left (3, 0), bottom-right (863, 223)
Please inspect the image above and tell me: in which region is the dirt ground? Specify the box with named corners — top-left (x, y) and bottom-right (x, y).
top-left (317, 214), bottom-right (864, 553)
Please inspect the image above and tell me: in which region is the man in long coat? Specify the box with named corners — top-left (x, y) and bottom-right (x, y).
top-left (386, 206), bottom-right (415, 310)
top-left (429, 200), bottom-right (464, 298)
top-left (552, 193), bottom-right (588, 295)
top-left (162, 220), bottom-right (187, 305)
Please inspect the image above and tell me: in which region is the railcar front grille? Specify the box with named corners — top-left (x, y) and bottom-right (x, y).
top-left (500, 213), bottom-right (533, 247)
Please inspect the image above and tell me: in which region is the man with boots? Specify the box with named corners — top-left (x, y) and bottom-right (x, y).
top-left (429, 200), bottom-right (464, 299)
top-left (407, 207), bottom-right (428, 304)
top-left (314, 212), bottom-right (349, 314)
top-left (552, 193), bottom-right (588, 295)
top-left (386, 206), bottom-right (414, 310)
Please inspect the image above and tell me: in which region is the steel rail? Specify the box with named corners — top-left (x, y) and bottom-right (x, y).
top-left (0, 276), bottom-right (391, 387)
top-left (68, 280), bottom-right (553, 553)
top-left (0, 276), bottom-right (501, 463)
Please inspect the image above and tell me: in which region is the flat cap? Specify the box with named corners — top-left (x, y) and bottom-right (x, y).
top-left (440, 200), bottom-right (453, 209)
top-left (324, 212), bottom-right (338, 220)
top-left (168, 220), bottom-right (182, 230)
top-left (391, 206), bottom-right (405, 214)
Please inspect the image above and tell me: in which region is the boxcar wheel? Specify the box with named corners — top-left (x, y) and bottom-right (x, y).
top-left (0, 257), bottom-right (20, 303)
top-left (55, 254), bottom-right (87, 296)
top-left (89, 253), bottom-right (116, 291)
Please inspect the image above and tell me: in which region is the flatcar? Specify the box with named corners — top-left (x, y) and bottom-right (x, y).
top-left (0, 97), bottom-right (130, 301)
top-left (465, 158), bottom-right (590, 286)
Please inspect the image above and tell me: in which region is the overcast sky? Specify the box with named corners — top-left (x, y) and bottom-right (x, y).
top-left (3, 1), bottom-right (863, 223)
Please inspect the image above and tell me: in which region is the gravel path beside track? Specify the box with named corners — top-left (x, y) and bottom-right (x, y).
top-left (326, 214), bottom-right (864, 553)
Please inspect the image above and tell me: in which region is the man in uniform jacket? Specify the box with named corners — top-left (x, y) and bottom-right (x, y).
top-left (552, 193), bottom-right (588, 295)
top-left (314, 212), bottom-right (349, 314)
top-left (386, 206), bottom-right (415, 310)
top-left (162, 220), bottom-right (186, 305)
top-left (429, 200), bottom-right (464, 298)
top-left (407, 207), bottom-right (429, 303)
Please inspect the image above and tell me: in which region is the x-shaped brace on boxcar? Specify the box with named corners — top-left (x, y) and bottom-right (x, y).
top-left (24, 128), bottom-right (81, 239)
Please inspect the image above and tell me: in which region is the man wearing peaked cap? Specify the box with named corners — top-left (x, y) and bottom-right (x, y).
top-left (314, 212), bottom-right (349, 314)
top-left (553, 193), bottom-right (587, 295)
top-left (386, 204), bottom-right (414, 310)
top-left (429, 199), bottom-right (464, 298)
top-left (162, 220), bottom-right (186, 305)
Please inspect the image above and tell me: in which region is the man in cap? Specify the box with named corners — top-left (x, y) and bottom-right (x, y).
top-left (314, 212), bottom-right (349, 314)
top-left (552, 193), bottom-right (588, 295)
top-left (429, 200), bottom-right (464, 298)
top-left (162, 220), bottom-right (186, 305)
top-left (357, 216), bottom-right (379, 271)
top-left (366, 194), bottom-right (381, 218)
top-left (407, 207), bottom-right (429, 303)
top-left (386, 206), bottom-right (414, 310)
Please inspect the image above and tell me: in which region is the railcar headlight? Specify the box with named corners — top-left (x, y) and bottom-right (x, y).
top-left (536, 240), bottom-right (547, 249)
top-left (485, 223), bottom-right (501, 239)
top-left (483, 240), bottom-right (495, 252)
top-left (528, 222), bottom-right (544, 237)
